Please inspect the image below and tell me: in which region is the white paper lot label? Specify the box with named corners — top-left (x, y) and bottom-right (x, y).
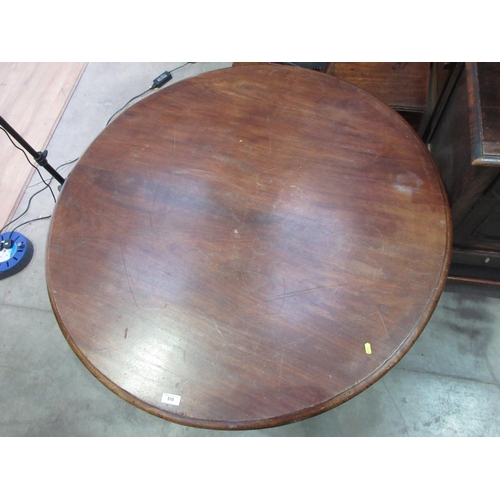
top-left (161, 393), bottom-right (181, 406)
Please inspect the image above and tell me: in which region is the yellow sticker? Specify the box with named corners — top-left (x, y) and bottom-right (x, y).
top-left (365, 342), bottom-right (372, 355)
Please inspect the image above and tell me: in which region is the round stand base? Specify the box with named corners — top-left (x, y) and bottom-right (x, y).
top-left (0, 232), bottom-right (34, 280)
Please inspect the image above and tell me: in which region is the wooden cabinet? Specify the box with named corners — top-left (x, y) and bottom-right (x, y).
top-left (325, 62), bottom-right (430, 131)
top-left (428, 62), bottom-right (500, 284)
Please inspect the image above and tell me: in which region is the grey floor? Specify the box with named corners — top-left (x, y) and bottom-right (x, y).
top-left (1, 62), bottom-right (500, 437)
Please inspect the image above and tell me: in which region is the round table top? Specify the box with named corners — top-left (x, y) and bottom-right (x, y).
top-left (46, 65), bottom-right (451, 430)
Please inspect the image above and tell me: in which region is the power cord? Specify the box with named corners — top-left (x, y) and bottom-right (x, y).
top-left (0, 184), bottom-right (51, 235)
top-left (105, 62), bottom-right (196, 127)
top-left (0, 126), bottom-right (57, 203)
top-left (0, 155), bottom-right (80, 259)
top-left (4, 215), bottom-right (52, 240)
top-left (105, 88), bottom-right (152, 127)
top-left (0, 151), bottom-right (77, 235)
top-left (29, 157), bottom-right (78, 188)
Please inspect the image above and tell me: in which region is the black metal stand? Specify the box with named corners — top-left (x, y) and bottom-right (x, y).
top-left (0, 115), bottom-right (65, 186)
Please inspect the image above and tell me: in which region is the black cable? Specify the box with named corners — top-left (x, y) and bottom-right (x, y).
top-left (0, 126), bottom-right (57, 203)
top-left (7, 215), bottom-right (51, 238)
top-left (0, 126), bottom-right (34, 165)
top-left (29, 157), bottom-right (78, 187)
top-left (56, 157), bottom-right (79, 171)
top-left (170, 62), bottom-right (195, 73)
top-left (105, 87), bottom-right (152, 127)
top-left (0, 184), bottom-right (50, 234)
top-left (105, 63), bottom-right (197, 127)
top-left (0, 156), bottom-right (76, 234)
top-left (33, 165), bottom-right (56, 203)
top-left (4, 157), bottom-right (83, 235)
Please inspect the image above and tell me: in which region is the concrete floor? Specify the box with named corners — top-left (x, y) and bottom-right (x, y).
top-left (1, 62), bottom-right (500, 437)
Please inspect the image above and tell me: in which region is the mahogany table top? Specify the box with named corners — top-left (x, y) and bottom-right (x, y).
top-left (46, 65), bottom-right (451, 430)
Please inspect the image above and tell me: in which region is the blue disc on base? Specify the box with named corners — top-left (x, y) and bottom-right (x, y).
top-left (0, 232), bottom-right (34, 280)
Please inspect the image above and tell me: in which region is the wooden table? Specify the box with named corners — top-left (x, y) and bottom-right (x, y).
top-left (46, 65), bottom-right (451, 430)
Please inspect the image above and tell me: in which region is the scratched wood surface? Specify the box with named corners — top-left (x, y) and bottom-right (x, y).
top-left (46, 65), bottom-right (451, 430)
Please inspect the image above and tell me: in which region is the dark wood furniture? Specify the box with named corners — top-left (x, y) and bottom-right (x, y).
top-left (324, 63), bottom-right (430, 132)
top-left (46, 65), bottom-right (451, 429)
top-left (427, 63), bottom-right (500, 285)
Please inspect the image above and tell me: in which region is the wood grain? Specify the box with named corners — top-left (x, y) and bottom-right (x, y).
top-left (0, 63), bottom-right (87, 229)
top-left (476, 63), bottom-right (500, 158)
top-left (46, 65), bottom-right (451, 429)
top-left (330, 62), bottom-right (430, 111)
top-left (468, 62), bottom-right (500, 164)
